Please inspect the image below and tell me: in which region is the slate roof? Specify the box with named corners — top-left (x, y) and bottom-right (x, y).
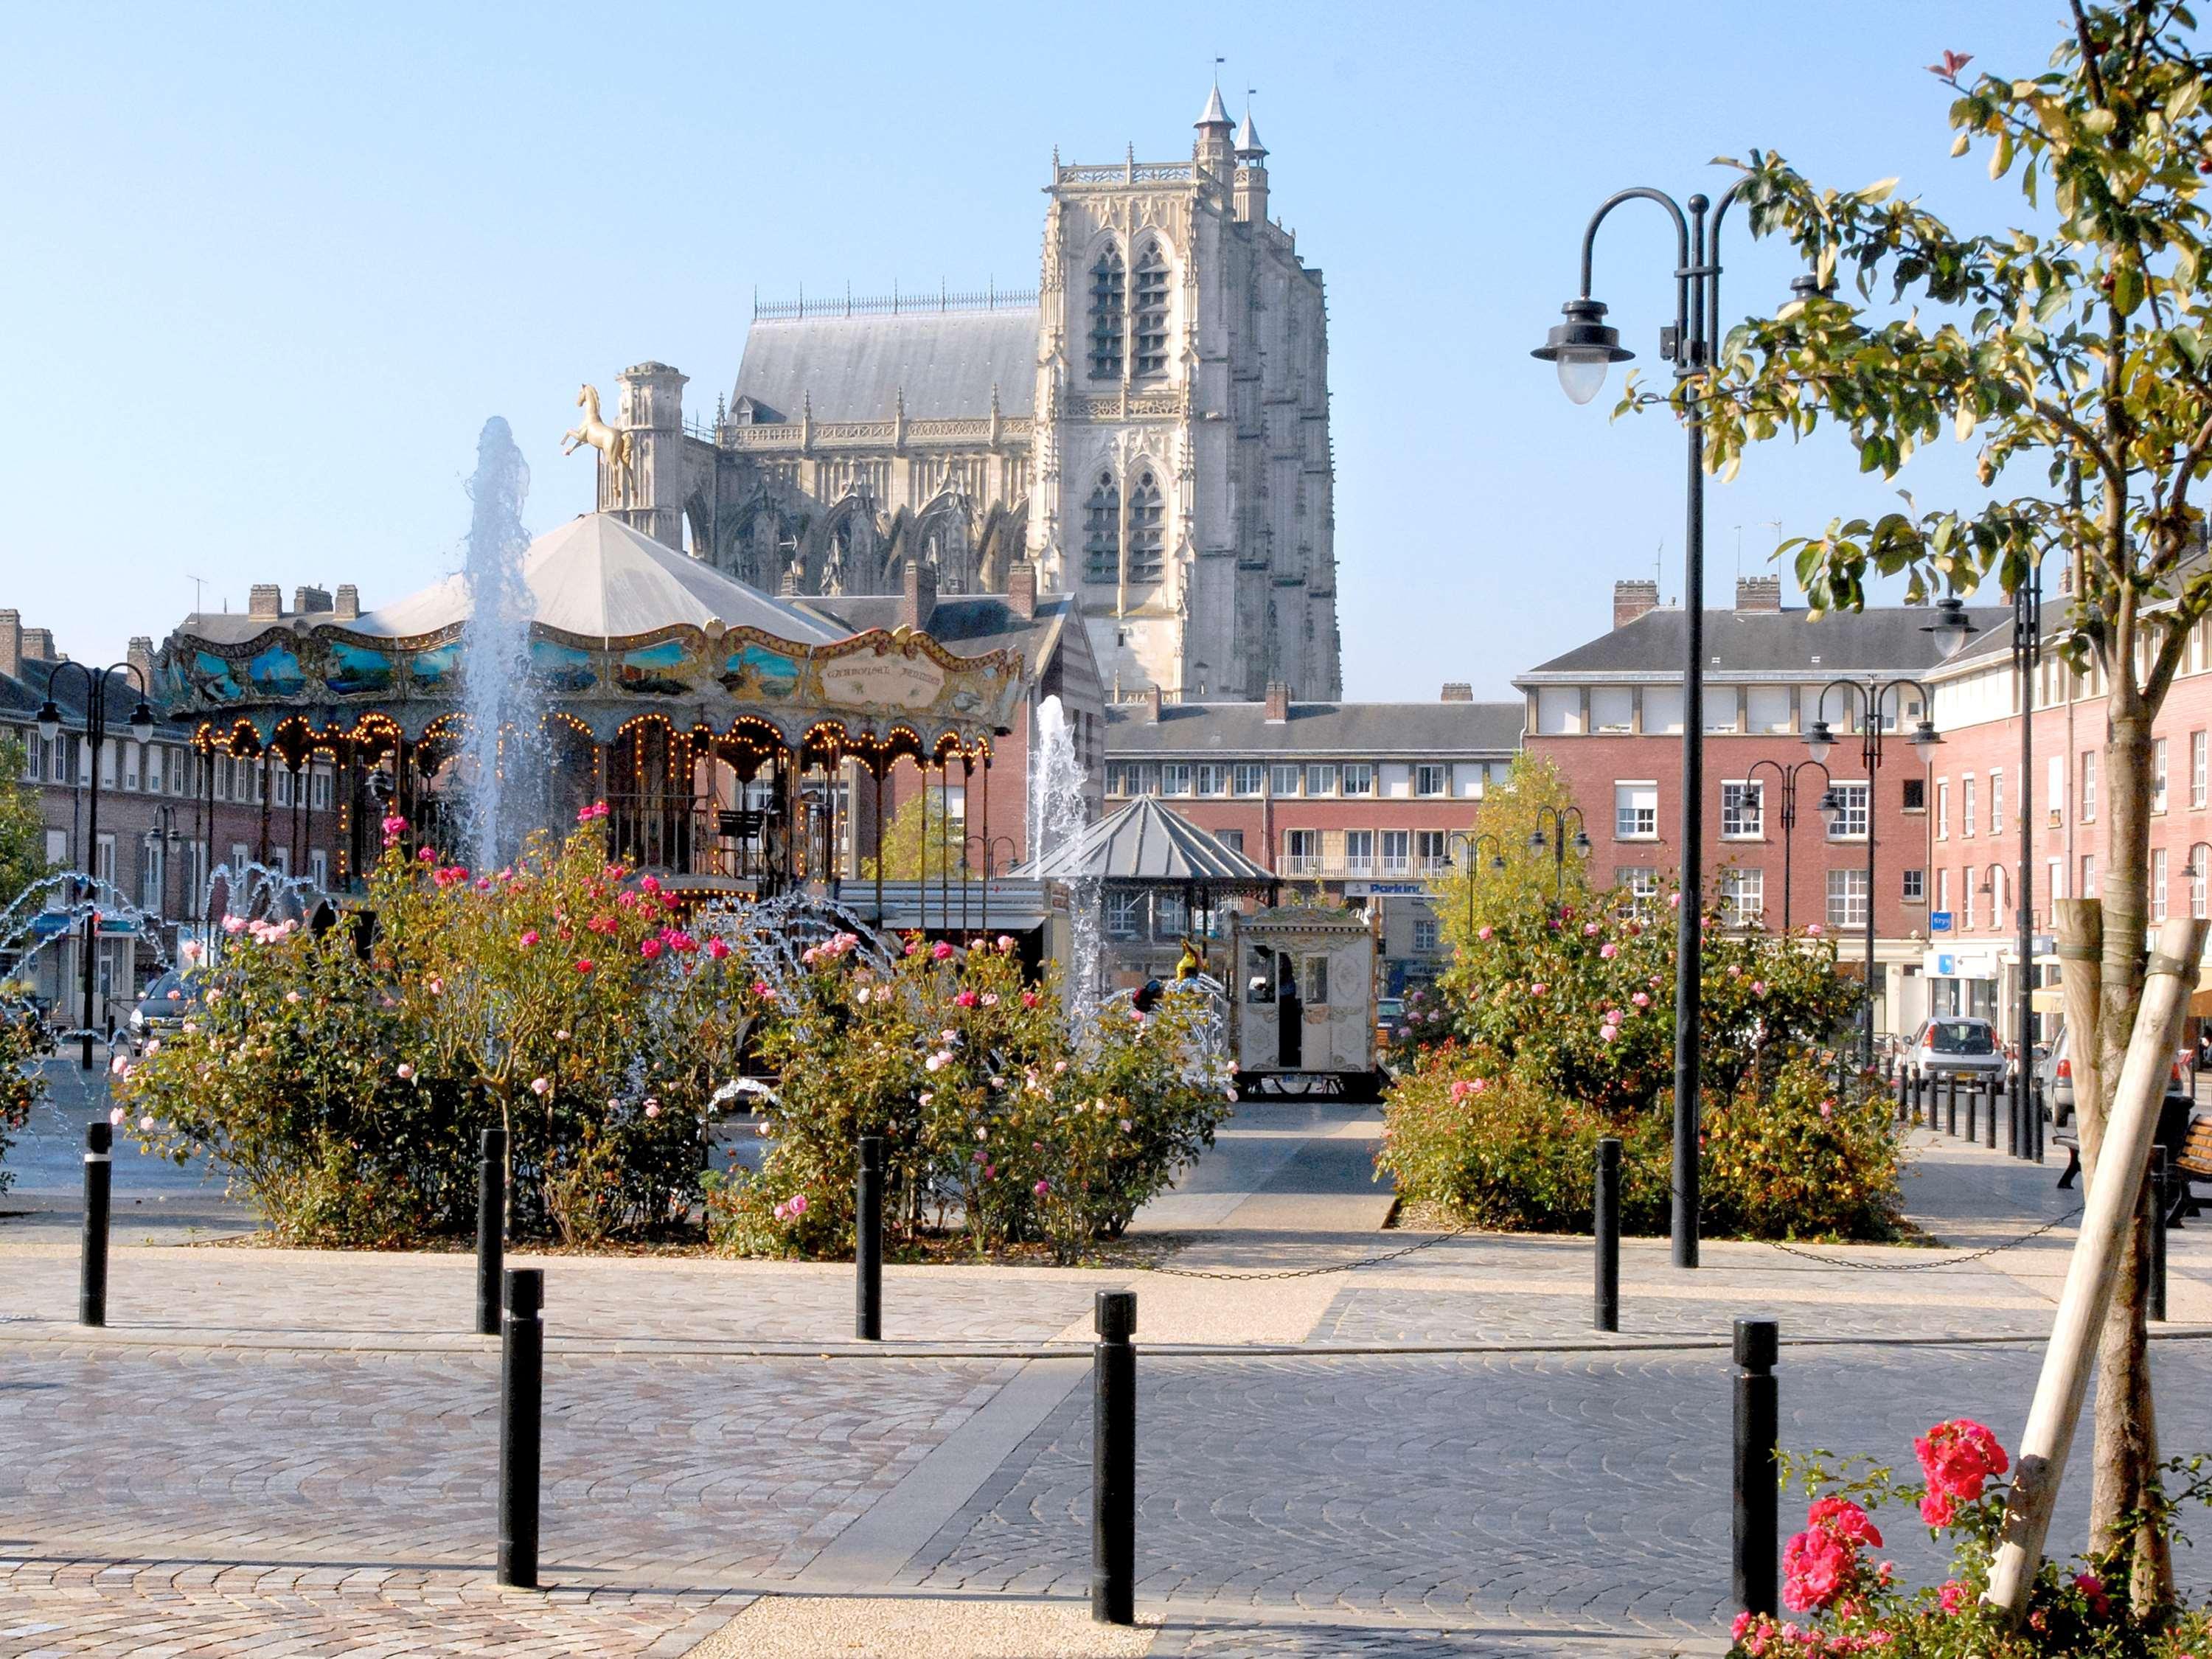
top-left (731, 309), bottom-right (1038, 424)
top-left (794, 593), bottom-right (1077, 669)
top-left (1012, 796), bottom-right (1274, 886)
top-left (0, 661), bottom-right (185, 737)
top-left (1517, 604), bottom-right (2014, 681)
top-left (1106, 700), bottom-right (1524, 757)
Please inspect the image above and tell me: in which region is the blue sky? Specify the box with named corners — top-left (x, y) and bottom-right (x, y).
top-left (5, 1), bottom-right (2062, 699)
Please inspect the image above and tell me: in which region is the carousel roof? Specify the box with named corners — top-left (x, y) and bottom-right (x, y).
top-left (1013, 796), bottom-right (1276, 886)
top-left (356, 512), bottom-right (846, 644)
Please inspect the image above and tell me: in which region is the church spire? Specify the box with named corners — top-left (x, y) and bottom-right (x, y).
top-left (1194, 77), bottom-right (1234, 176)
top-left (1234, 108), bottom-right (1265, 161)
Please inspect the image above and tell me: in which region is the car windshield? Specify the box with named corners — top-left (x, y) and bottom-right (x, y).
top-left (1927, 1020), bottom-right (1995, 1054)
top-left (139, 970), bottom-right (200, 1005)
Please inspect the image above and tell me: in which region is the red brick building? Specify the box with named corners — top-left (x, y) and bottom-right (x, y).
top-left (1102, 683), bottom-right (1522, 993)
top-left (1517, 577), bottom-right (2010, 1043)
top-left (1921, 586), bottom-right (2212, 1043)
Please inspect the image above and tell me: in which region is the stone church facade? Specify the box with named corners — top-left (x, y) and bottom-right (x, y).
top-left (593, 87), bottom-right (1339, 703)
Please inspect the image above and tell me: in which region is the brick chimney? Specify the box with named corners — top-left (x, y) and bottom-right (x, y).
top-left (1143, 684), bottom-right (1163, 722)
top-left (334, 584), bottom-right (361, 622)
top-left (1734, 574), bottom-right (1783, 613)
top-left (1613, 580), bottom-right (1660, 629)
top-left (1440, 682), bottom-right (1473, 702)
top-left (248, 583), bottom-right (283, 619)
top-left (293, 585), bottom-right (333, 615)
top-left (1264, 680), bottom-right (1291, 723)
top-left (900, 557), bottom-right (938, 632)
top-left (127, 637), bottom-right (156, 693)
top-left (1006, 559), bottom-right (1037, 621)
top-left (21, 627), bottom-right (55, 664)
top-left (0, 611), bottom-right (20, 681)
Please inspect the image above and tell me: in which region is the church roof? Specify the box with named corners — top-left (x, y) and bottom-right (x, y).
top-left (1234, 111), bottom-right (1265, 156)
top-left (1197, 84), bottom-right (1231, 127)
top-left (732, 308), bottom-right (1038, 424)
top-left (355, 513), bottom-right (846, 644)
top-left (1013, 795), bottom-right (1274, 886)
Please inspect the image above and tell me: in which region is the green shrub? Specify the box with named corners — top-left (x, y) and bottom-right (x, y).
top-left (0, 999), bottom-right (52, 1196)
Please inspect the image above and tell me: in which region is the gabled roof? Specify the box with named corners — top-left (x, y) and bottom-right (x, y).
top-left (1013, 796), bottom-right (1274, 886)
top-left (1517, 604), bottom-right (2014, 681)
top-left (1106, 699), bottom-right (1523, 757)
top-left (732, 308), bottom-right (1037, 425)
top-left (355, 514), bottom-right (846, 644)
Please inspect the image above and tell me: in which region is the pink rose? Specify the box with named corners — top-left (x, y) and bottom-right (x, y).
top-left (706, 938), bottom-right (731, 961)
top-left (1476, 925), bottom-right (1492, 941)
top-left (933, 940), bottom-right (954, 961)
top-left (519, 930), bottom-right (539, 947)
top-left (954, 990), bottom-right (979, 1009)
top-left (529, 1077), bottom-right (550, 1096)
top-left (644, 1100), bottom-right (661, 1119)
top-left (639, 938), bottom-right (663, 959)
top-left (1938, 1580), bottom-right (1969, 1615)
top-left (1632, 991), bottom-right (1651, 1007)
top-left (1599, 942), bottom-right (1618, 959)
top-left (1530, 982), bottom-right (1547, 997)
top-left (1033, 1180), bottom-right (1051, 1196)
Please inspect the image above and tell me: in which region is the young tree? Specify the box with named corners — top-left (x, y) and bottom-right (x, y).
top-left (1684, 3), bottom-right (2212, 1604)
top-left (0, 734), bottom-right (47, 914)
top-left (860, 790), bottom-right (969, 882)
top-left (1422, 754), bottom-right (1593, 953)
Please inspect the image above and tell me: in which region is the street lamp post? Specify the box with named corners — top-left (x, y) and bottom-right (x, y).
top-left (1739, 759), bottom-right (1831, 935)
top-left (1527, 806), bottom-right (1590, 908)
top-left (35, 663), bottom-right (156, 1069)
top-left (1532, 177), bottom-right (1775, 1267)
top-left (963, 832), bottom-right (1018, 939)
top-left (2011, 564), bottom-right (2044, 1159)
top-left (1447, 831), bottom-right (1505, 938)
top-left (1804, 679), bottom-right (1942, 1071)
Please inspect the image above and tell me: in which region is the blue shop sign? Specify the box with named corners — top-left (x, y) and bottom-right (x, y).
top-left (1930, 911), bottom-right (1953, 933)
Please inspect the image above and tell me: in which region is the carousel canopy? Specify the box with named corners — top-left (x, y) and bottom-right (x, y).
top-left (1014, 796), bottom-right (1276, 886)
top-left (359, 513), bottom-right (845, 644)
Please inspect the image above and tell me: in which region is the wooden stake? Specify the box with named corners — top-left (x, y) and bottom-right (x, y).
top-left (1985, 916), bottom-right (2209, 1622)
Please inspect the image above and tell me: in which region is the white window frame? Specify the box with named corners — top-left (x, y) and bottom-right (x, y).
top-left (1721, 866), bottom-right (1764, 929)
top-left (1231, 763), bottom-right (1265, 798)
top-left (1720, 781), bottom-right (1764, 840)
top-left (2154, 738), bottom-right (2170, 814)
top-left (1303, 763), bottom-right (1338, 798)
top-left (1413, 763), bottom-right (1447, 798)
top-left (1614, 781), bottom-right (1659, 841)
top-left (1989, 768), bottom-right (2004, 835)
top-left (1343, 829), bottom-right (1374, 875)
top-left (1826, 868), bottom-right (1869, 929)
top-left (1379, 830), bottom-right (1410, 876)
top-left (1826, 782), bottom-right (1870, 841)
top-left (1340, 763), bottom-right (1374, 798)
top-left (1271, 763), bottom-right (1301, 799)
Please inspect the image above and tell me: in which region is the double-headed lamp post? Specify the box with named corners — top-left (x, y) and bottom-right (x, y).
top-left (1739, 759), bottom-right (1830, 936)
top-left (964, 832), bottom-right (1018, 939)
top-left (36, 662), bottom-right (156, 1068)
top-left (1532, 176), bottom-right (1808, 1267)
top-left (1527, 806), bottom-right (1591, 908)
top-left (1447, 830), bottom-right (1506, 938)
top-left (1803, 678), bottom-right (1942, 1071)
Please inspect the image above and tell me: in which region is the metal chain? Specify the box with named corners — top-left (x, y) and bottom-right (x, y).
top-left (1141, 1227), bottom-right (1475, 1281)
top-left (1762, 1206), bottom-right (2084, 1272)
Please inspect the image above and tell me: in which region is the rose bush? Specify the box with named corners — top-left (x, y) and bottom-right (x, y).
top-left (115, 813), bottom-right (751, 1245)
top-left (0, 996), bottom-right (52, 1195)
top-left (708, 932), bottom-right (1234, 1263)
top-left (1380, 881), bottom-right (1901, 1240)
top-left (1731, 1419), bottom-right (2212, 1656)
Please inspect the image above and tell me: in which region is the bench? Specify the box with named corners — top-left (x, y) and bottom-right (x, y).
top-left (2054, 1105), bottom-right (2210, 1226)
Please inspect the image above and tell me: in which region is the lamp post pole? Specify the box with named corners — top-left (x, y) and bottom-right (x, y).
top-left (1533, 178), bottom-right (1771, 1267)
top-left (1740, 759), bottom-right (1830, 936)
top-left (1528, 806), bottom-right (1590, 910)
top-left (2013, 565), bottom-right (2043, 1158)
top-left (1447, 831), bottom-right (1504, 939)
top-left (964, 832), bottom-right (1018, 940)
top-left (1805, 678), bottom-right (1942, 1072)
top-left (36, 663), bottom-right (157, 1069)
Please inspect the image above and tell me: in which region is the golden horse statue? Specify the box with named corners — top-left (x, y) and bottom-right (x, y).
top-left (563, 385), bottom-right (633, 504)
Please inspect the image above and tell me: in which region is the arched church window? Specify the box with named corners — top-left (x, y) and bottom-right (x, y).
top-left (1127, 471), bottom-right (1165, 585)
top-left (1088, 247), bottom-right (1126, 380)
top-left (1083, 473), bottom-right (1120, 583)
top-left (1133, 244), bottom-right (1170, 378)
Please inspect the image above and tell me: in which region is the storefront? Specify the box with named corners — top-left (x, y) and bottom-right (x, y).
top-left (1920, 946), bottom-right (2000, 1023)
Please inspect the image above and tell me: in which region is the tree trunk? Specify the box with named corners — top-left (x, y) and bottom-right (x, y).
top-left (2089, 696), bottom-right (2168, 1606)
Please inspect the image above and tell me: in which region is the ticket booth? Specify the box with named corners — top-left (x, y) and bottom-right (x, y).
top-left (1228, 904), bottom-right (1379, 1096)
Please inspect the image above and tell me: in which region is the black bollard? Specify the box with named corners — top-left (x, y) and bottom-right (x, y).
top-left (476, 1127), bottom-right (507, 1338)
top-left (1092, 1290), bottom-right (1136, 1626)
top-left (2150, 1148), bottom-right (2170, 1324)
top-left (1893, 1064), bottom-right (1909, 1122)
top-left (1945, 1072), bottom-right (1958, 1137)
top-left (1594, 1137), bottom-right (1621, 1333)
top-left (856, 1135), bottom-right (884, 1342)
top-left (2009, 1068), bottom-right (2023, 1159)
top-left (1733, 1317), bottom-right (1780, 1620)
top-left (498, 1267), bottom-right (543, 1590)
top-left (80, 1120), bottom-right (111, 1327)
top-left (1985, 1075), bottom-right (1997, 1150)
top-left (1965, 1077), bottom-right (1978, 1144)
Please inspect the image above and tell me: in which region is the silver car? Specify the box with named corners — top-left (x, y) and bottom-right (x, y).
top-left (1910, 1016), bottom-right (2007, 1081)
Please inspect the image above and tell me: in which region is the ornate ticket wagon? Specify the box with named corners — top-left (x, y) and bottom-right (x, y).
top-left (1226, 903), bottom-right (1381, 1096)
top-left (155, 513), bottom-right (1026, 896)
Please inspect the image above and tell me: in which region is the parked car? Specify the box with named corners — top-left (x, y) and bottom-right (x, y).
top-left (1909, 1016), bottom-right (2008, 1082)
top-left (2039, 1024), bottom-right (2193, 1128)
top-left (1375, 996), bottom-right (1405, 1049)
top-left (128, 968), bottom-right (204, 1050)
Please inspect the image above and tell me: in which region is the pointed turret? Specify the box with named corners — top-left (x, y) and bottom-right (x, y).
top-left (1194, 82), bottom-right (1234, 175)
top-left (1232, 106), bottom-right (1269, 223)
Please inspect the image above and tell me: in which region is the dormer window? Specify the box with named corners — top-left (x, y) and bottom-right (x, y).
top-left (1088, 247), bottom-right (1126, 379)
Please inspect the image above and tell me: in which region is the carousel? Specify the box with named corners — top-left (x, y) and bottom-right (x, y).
top-left (154, 512), bottom-right (1028, 902)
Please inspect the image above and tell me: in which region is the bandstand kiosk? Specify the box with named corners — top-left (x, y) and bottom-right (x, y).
top-left (153, 513), bottom-right (1027, 908)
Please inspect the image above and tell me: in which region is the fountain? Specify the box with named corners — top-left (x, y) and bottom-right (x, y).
top-left (456, 417), bottom-right (543, 871)
top-left (1029, 694), bottom-right (1102, 1025)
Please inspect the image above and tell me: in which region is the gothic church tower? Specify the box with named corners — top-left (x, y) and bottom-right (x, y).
top-left (1030, 88), bottom-right (1339, 701)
